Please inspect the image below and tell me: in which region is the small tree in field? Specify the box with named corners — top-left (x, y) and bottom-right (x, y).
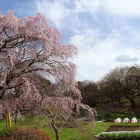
top-left (0, 11), bottom-right (96, 138)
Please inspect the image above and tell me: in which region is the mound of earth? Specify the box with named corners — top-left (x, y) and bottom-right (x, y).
top-left (106, 126), bottom-right (140, 132)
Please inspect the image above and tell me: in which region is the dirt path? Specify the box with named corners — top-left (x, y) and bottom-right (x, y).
top-left (105, 126), bottom-right (140, 132)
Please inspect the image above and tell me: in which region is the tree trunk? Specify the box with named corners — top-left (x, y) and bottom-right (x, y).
top-left (129, 98), bottom-right (136, 109)
top-left (15, 113), bottom-right (17, 125)
top-left (106, 113), bottom-right (111, 118)
top-left (51, 119), bottom-right (60, 140)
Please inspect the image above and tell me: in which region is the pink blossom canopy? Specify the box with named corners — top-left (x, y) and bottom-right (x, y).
top-left (0, 11), bottom-right (96, 116)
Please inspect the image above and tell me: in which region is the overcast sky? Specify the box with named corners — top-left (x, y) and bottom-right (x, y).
top-left (1, 0), bottom-right (140, 82)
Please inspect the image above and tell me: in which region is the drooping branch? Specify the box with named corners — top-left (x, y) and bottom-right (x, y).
top-left (0, 11), bottom-right (96, 119)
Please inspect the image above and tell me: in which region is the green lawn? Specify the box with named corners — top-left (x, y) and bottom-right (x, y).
top-left (0, 121), bottom-right (113, 140)
top-left (0, 121), bottom-right (7, 129)
top-left (43, 122), bottom-right (111, 140)
top-left (1, 121), bottom-right (140, 140)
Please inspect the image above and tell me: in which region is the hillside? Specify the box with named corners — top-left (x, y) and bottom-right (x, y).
top-left (95, 96), bottom-right (140, 121)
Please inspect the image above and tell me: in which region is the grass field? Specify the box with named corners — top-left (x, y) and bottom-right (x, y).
top-left (0, 120), bottom-right (111, 140)
top-left (1, 120), bottom-right (140, 140)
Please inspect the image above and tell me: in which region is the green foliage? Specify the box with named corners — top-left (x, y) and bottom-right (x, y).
top-left (78, 81), bottom-right (99, 107)
top-left (0, 127), bottom-right (16, 139)
top-left (96, 96), bottom-right (140, 120)
top-left (0, 121), bottom-right (7, 129)
top-left (18, 116), bottom-right (47, 128)
top-left (99, 132), bottom-right (140, 140)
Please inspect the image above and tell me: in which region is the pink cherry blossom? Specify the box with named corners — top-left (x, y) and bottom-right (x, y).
top-left (0, 11), bottom-right (96, 117)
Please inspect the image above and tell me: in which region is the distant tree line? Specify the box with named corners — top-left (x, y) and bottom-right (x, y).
top-left (78, 65), bottom-right (140, 118)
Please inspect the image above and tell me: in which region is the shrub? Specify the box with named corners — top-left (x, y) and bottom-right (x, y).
top-left (99, 132), bottom-right (140, 140)
top-left (0, 127), bottom-right (16, 139)
top-left (0, 126), bottom-right (52, 140)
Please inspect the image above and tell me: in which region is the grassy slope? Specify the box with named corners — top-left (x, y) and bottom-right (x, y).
top-left (1, 121), bottom-right (140, 140)
top-left (0, 121), bottom-right (110, 140)
top-left (2, 121), bottom-right (140, 140)
top-left (43, 122), bottom-right (111, 140)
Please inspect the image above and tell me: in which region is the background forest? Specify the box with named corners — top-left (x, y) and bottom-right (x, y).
top-left (79, 65), bottom-right (140, 120)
